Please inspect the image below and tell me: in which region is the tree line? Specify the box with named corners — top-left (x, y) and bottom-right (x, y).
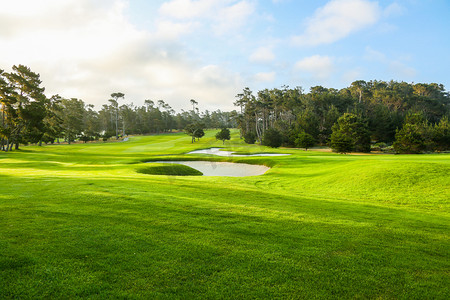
top-left (0, 65), bottom-right (236, 151)
top-left (234, 81), bottom-right (450, 153)
top-left (2, 64), bottom-right (449, 153)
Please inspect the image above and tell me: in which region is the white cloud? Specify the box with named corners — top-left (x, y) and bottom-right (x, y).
top-left (159, 0), bottom-right (215, 19)
top-left (154, 20), bottom-right (198, 40)
top-left (0, 0), bottom-right (243, 111)
top-left (249, 47), bottom-right (275, 63)
top-left (295, 55), bottom-right (335, 80)
top-left (213, 1), bottom-right (255, 35)
top-left (157, 0), bottom-right (256, 36)
top-left (254, 72), bottom-right (276, 83)
top-left (292, 0), bottom-right (381, 46)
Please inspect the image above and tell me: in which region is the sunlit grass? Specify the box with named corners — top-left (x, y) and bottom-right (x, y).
top-left (0, 130), bottom-right (449, 298)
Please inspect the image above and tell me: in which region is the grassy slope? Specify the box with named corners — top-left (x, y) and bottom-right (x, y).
top-left (0, 130), bottom-right (449, 299)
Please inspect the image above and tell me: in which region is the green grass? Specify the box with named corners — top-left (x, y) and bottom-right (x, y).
top-left (136, 164), bottom-right (203, 176)
top-left (0, 130), bottom-right (449, 299)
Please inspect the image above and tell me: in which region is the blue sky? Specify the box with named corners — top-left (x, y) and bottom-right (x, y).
top-left (1, 0), bottom-right (449, 111)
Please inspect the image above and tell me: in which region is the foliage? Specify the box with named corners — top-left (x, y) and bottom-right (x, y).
top-left (330, 113), bottom-right (371, 153)
top-left (394, 130), bottom-right (425, 154)
top-left (262, 128), bottom-right (283, 148)
top-left (1, 64), bottom-right (449, 153)
top-left (215, 128), bottom-right (231, 144)
top-left (234, 81), bottom-right (449, 153)
top-left (0, 65), bottom-right (238, 150)
top-left (330, 131), bottom-right (354, 154)
top-left (185, 122), bottom-right (205, 143)
top-left (295, 132), bottom-right (315, 150)
top-left (432, 116), bottom-right (450, 151)
top-left (0, 65), bottom-right (46, 150)
top-left (393, 113), bottom-right (432, 153)
top-left (243, 132), bottom-right (256, 144)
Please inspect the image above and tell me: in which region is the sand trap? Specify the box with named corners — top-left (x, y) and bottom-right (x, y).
top-left (188, 148), bottom-right (290, 157)
top-left (150, 161), bottom-right (270, 177)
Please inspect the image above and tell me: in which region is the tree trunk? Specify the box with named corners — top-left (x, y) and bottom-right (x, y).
top-left (115, 110), bottom-right (119, 139)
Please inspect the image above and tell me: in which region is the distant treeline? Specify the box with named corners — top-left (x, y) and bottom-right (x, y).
top-left (0, 65), bottom-right (236, 151)
top-left (234, 81), bottom-right (450, 153)
top-left (1, 64), bottom-right (449, 153)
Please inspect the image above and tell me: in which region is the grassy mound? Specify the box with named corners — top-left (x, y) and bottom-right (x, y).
top-left (137, 163), bottom-right (203, 176)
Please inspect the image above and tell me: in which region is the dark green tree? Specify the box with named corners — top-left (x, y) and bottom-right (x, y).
top-left (61, 98), bottom-right (85, 144)
top-left (393, 113), bottom-right (430, 153)
top-left (244, 132), bottom-right (256, 144)
top-left (295, 132), bottom-right (315, 150)
top-left (109, 92), bottom-right (124, 139)
top-left (41, 95), bottom-right (64, 144)
top-left (262, 128), bottom-right (283, 148)
top-left (330, 113), bottom-right (371, 153)
top-left (330, 131), bottom-right (353, 154)
top-left (185, 122), bottom-right (205, 143)
top-left (432, 116), bottom-right (450, 151)
top-left (4, 65), bottom-right (46, 150)
top-left (215, 128), bottom-right (231, 144)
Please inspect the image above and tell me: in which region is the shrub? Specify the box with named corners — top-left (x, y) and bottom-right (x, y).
top-left (330, 113), bottom-right (370, 153)
top-left (262, 128), bottom-right (283, 148)
top-left (244, 132), bottom-right (256, 144)
top-left (295, 132), bottom-right (315, 150)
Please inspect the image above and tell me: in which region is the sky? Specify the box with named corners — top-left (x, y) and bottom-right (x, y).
top-left (1, 0), bottom-right (449, 112)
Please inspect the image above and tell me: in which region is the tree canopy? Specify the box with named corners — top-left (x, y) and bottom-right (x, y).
top-left (234, 81), bottom-right (449, 153)
top-left (215, 128), bottom-right (231, 144)
top-left (0, 65), bottom-right (236, 150)
top-left (1, 64), bottom-right (449, 153)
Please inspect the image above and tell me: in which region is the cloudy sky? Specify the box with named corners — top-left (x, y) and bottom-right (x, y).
top-left (1, 0), bottom-right (449, 111)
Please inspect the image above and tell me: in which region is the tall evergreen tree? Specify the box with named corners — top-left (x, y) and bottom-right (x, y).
top-left (330, 113), bottom-right (371, 153)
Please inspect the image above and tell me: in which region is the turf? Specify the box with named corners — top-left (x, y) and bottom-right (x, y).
top-left (136, 164), bottom-right (203, 176)
top-left (0, 130), bottom-right (449, 299)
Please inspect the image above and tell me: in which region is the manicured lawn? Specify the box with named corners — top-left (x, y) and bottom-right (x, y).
top-left (1, 130), bottom-right (449, 299)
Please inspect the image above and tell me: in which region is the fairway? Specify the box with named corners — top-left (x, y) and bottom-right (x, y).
top-left (1, 131), bottom-right (449, 299)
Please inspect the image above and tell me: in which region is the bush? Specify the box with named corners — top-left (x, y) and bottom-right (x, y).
top-left (330, 131), bottom-right (354, 154)
top-left (372, 142), bottom-right (388, 152)
top-left (80, 136), bottom-right (91, 143)
top-left (244, 132), bottom-right (256, 144)
top-left (330, 113), bottom-right (371, 153)
top-left (393, 113), bottom-right (430, 154)
top-left (295, 132), bottom-right (315, 150)
top-left (262, 128), bottom-right (283, 148)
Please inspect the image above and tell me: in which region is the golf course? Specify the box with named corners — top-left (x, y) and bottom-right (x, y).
top-left (1, 130), bottom-right (449, 299)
